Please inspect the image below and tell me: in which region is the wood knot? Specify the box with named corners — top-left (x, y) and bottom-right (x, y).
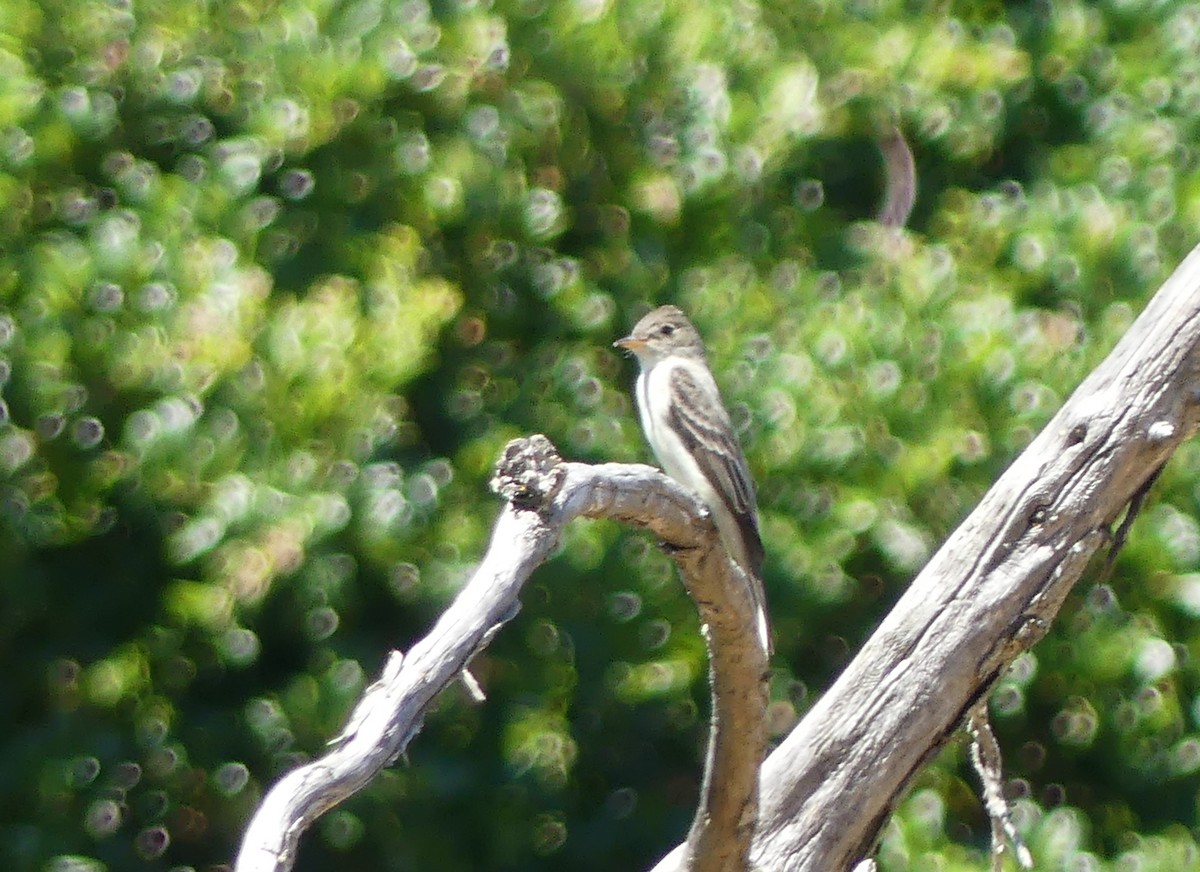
top-left (1147, 420), bottom-right (1176, 443)
top-left (490, 434), bottom-right (565, 510)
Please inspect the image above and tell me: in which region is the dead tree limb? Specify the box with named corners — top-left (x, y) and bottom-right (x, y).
top-left (235, 437), bottom-right (767, 872)
top-left (876, 125), bottom-right (917, 228)
top-left (710, 244), bottom-right (1200, 870)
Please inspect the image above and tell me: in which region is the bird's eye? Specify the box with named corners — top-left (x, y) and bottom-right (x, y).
top-left (660, 324), bottom-right (675, 336)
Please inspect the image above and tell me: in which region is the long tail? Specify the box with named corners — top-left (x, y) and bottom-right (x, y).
top-left (747, 571), bottom-right (772, 656)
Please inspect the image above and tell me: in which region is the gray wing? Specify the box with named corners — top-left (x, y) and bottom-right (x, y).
top-left (666, 364), bottom-right (765, 573)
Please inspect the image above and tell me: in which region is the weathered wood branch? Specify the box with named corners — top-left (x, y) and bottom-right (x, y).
top-left (967, 703), bottom-right (1033, 871)
top-left (707, 243), bottom-right (1200, 870)
top-left (235, 437), bottom-right (767, 872)
top-left (876, 124), bottom-right (917, 228)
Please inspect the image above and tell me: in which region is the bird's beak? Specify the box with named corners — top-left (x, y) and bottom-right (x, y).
top-left (613, 336), bottom-right (645, 352)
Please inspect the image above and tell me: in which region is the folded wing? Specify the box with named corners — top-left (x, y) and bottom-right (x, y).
top-left (666, 364), bottom-right (765, 574)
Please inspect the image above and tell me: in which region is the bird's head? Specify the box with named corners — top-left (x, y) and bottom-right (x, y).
top-left (614, 305), bottom-right (706, 363)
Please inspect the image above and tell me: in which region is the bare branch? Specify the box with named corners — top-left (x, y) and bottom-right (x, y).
top-left (876, 125), bottom-right (917, 228)
top-left (967, 703), bottom-right (1033, 871)
top-left (236, 436), bottom-right (767, 872)
top-left (729, 244), bottom-right (1200, 869)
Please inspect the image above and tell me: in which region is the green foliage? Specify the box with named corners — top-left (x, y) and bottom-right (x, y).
top-left (3, 0), bottom-right (1200, 870)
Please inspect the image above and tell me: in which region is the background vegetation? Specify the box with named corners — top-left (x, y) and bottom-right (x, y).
top-left (4, 0), bottom-right (1200, 869)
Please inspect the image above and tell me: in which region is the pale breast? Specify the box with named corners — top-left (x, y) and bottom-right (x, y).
top-left (637, 362), bottom-right (723, 512)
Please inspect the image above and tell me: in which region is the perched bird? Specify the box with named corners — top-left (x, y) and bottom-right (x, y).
top-left (614, 305), bottom-right (770, 653)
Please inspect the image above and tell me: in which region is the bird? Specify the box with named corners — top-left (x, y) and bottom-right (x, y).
top-left (614, 305), bottom-right (770, 653)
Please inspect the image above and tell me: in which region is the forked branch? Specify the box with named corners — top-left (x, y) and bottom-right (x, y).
top-left (236, 438), bottom-right (768, 872)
